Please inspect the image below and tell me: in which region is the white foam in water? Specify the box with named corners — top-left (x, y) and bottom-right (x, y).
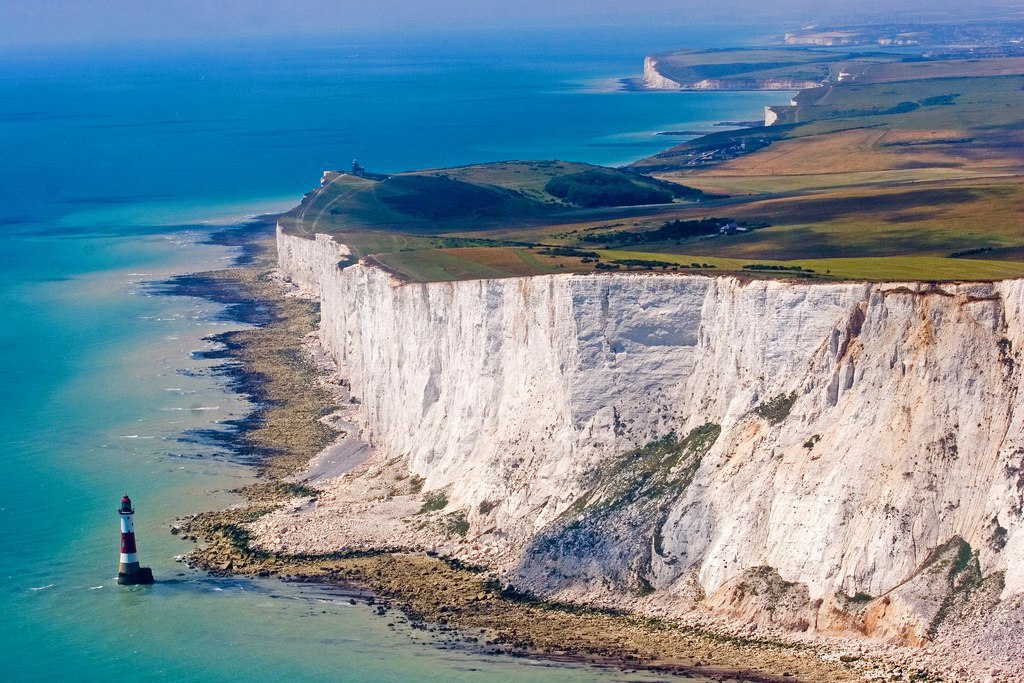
top-left (159, 406), bottom-right (220, 411)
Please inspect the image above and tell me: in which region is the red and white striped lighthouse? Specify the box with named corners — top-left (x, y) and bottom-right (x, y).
top-left (117, 494), bottom-right (154, 585)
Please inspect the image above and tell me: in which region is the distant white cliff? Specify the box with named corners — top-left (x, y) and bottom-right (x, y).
top-left (643, 56), bottom-right (685, 89)
top-left (642, 55), bottom-right (821, 91)
top-left (276, 226), bottom-right (1024, 648)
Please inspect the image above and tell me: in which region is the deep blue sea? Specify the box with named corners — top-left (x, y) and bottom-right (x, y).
top-left (0, 25), bottom-right (792, 681)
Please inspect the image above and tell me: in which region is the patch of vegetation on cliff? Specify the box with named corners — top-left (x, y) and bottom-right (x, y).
top-left (988, 516), bottom-right (1009, 552)
top-left (918, 537), bottom-right (990, 639)
top-left (582, 425), bottom-right (709, 511)
top-left (442, 511), bottom-right (470, 537)
top-left (846, 591), bottom-right (874, 604)
top-left (526, 423), bottom-right (721, 596)
top-left (574, 423), bottom-right (721, 517)
top-left (998, 337), bottom-right (1015, 371)
top-left (419, 490), bottom-right (449, 514)
top-left (754, 392), bottom-right (798, 424)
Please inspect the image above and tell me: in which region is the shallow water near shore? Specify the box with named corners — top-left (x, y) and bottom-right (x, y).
top-left (1, 25), bottom-right (788, 681)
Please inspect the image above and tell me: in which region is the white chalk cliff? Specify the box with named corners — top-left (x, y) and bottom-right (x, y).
top-left (276, 226), bottom-right (1024, 645)
top-left (643, 56), bottom-right (685, 89)
top-left (642, 55), bottom-right (821, 91)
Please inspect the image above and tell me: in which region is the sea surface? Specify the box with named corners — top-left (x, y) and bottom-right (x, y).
top-left (0, 25), bottom-right (792, 681)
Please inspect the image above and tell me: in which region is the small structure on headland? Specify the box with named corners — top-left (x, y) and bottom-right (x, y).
top-left (351, 159), bottom-right (366, 177)
top-left (117, 495), bottom-right (154, 585)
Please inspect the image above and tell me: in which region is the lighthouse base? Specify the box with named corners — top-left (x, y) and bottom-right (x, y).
top-left (117, 567), bottom-right (154, 585)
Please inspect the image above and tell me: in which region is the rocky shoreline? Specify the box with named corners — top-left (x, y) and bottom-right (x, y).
top-left (160, 216), bottom-right (337, 479)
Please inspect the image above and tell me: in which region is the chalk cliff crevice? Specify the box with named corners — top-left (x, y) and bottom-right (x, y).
top-left (274, 226), bottom-right (1024, 647)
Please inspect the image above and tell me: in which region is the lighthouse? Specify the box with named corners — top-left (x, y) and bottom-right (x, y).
top-left (117, 495), bottom-right (154, 585)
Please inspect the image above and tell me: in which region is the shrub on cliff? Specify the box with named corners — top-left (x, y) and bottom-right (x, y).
top-left (443, 511), bottom-right (470, 537)
top-left (418, 491), bottom-right (449, 514)
top-left (754, 392), bottom-right (798, 424)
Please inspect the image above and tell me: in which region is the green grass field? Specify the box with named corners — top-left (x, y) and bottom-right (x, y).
top-left (371, 247), bottom-right (594, 282)
top-left (595, 250), bottom-right (1024, 281)
top-left (363, 244), bottom-right (1024, 283)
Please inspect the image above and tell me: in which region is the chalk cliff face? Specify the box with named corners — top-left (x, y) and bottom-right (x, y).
top-left (643, 56), bottom-right (685, 90)
top-left (277, 227), bottom-right (1024, 642)
top-left (276, 231), bottom-right (351, 295)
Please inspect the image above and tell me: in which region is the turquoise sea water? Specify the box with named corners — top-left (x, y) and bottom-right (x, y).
top-left (0, 26), bottom-right (791, 681)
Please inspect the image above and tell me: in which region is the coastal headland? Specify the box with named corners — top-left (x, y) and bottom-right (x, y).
top-left (179, 31), bottom-right (1024, 683)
